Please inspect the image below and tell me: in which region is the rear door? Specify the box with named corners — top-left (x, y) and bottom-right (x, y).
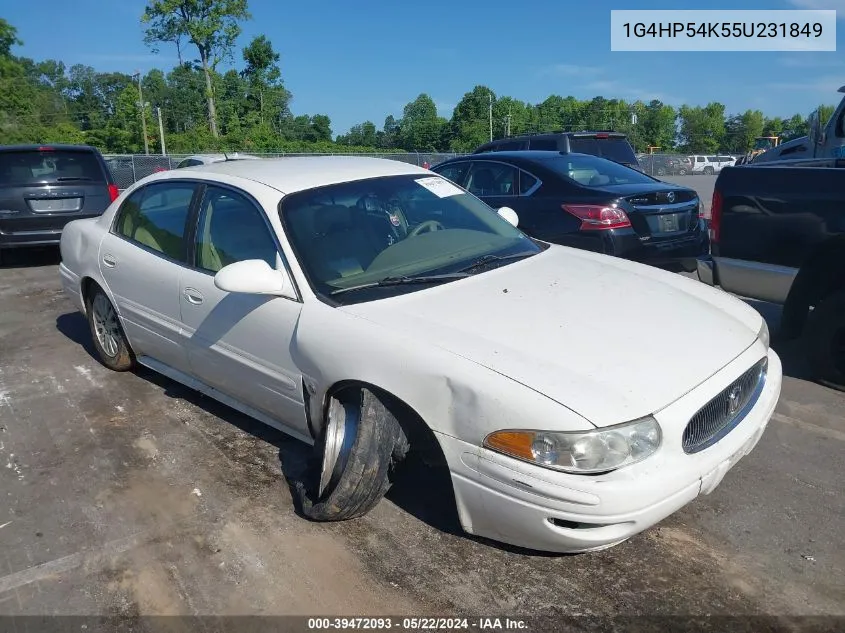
top-left (0, 147), bottom-right (115, 240)
top-left (464, 160), bottom-right (521, 210)
top-left (100, 180), bottom-right (199, 372)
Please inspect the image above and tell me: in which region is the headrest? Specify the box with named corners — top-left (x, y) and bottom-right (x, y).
top-left (313, 205), bottom-right (354, 235)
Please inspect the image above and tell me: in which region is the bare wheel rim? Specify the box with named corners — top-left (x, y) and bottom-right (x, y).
top-left (92, 294), bottom-right (120, 358)
top-left (319, 396), bottom-right (360, 498)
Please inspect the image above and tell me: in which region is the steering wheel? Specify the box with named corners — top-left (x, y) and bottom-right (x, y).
top-left (408, 220), bottom-right (445, 237)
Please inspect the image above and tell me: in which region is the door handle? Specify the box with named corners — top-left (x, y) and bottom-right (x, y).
top-left (102, 253), bottom-right (116, 268)
top-left (183, 288), bottom-right (204, 305)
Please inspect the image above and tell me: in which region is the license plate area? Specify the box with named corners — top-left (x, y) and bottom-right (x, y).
top-left (657, 213), bottom-right (679, 233)
top-left (27, 198), bottom-right (82, 213)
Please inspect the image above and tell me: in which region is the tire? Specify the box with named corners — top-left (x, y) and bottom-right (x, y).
top-left (85, 286), bottom-right (135, 371)
top-left (805, 289), bottom-right (845, 391)
top-left (294, 386), bottom-right (410, 521)
top-left (703, 167), bottom-right (714, 175)
top-left (678, 168), bottom-right (687, 175)
top-left (656, 167), bottom-right (666, 176)
top-left (0, 248), bottom-right (4, 266)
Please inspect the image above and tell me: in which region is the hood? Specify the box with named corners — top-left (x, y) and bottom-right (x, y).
top-left (342, 247), bottom-right (760, 428)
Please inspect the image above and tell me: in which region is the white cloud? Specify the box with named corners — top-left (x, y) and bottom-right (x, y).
top-left (787, 0), bottom-right (845, 16)
top-left (579, 80), bottom-right (685, 105)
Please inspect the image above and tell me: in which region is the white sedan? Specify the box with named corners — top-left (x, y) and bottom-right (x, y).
top-left (58, 157), bottom-right (782, 553)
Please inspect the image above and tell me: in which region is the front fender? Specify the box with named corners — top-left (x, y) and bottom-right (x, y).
top-left (292, 302), bottom-right (593, 446)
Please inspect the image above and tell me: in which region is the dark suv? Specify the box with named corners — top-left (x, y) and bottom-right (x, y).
top-left (0, 144), bottom-right (118, 264)
top-left (473, 132), bottom-right (640, 170)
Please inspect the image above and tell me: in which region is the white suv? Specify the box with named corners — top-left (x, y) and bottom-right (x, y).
top-left (689, 155), bottom-right (736, 175)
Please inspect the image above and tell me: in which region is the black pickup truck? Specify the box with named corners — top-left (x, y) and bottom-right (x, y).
top-left (697, 158), bottom-right (845, 390)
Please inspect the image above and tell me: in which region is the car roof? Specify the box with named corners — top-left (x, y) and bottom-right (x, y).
top-left (183, 153), bottom-right (262, 162)
top-left (0, 143), bottom-right (102, 153)
top-left (441, 150), bottom-right (603, 164)
top-left (174, 155), bottom-right (430, 194)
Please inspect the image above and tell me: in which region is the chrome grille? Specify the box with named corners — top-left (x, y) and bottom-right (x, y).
top-left (682, 358), bottom-right (768, 454)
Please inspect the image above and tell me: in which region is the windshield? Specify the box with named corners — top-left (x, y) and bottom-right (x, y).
top-left (279, 174), bottom-right (541, 301)
top-left (541, 154), bottom-right (658, 187)
top-left (568, 137), bottom-right (637, 164)
top-left (0, 149), bottom-right (105, 185)
top-left (753, 138), bottom-right (776, 150)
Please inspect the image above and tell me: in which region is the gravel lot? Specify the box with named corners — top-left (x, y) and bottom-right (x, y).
top-left (0, 248), bottom-right (842, 629)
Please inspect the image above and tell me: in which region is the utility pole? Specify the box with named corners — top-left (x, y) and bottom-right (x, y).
top-left (156, 107), bottom-right (167, 156)
top-left (134, 71), bottom-right (149, 155)
top-left (505, 108), bottom-right (512, 137)
top-left (488, 92), bottom-right (493, 142)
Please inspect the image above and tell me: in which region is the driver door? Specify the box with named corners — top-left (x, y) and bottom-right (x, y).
top-left (178, 184), bottom-right (307, 435)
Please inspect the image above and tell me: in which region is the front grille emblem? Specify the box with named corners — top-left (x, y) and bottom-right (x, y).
top-left (667, 191), bottom-right (675, 203)
top-left (726, 385), bottom-right (743, 415)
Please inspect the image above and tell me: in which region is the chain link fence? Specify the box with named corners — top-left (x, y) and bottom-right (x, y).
top-left (104, 152), bottom-right (467, 190)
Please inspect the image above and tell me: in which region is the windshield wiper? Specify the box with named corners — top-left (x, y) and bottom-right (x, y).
top-left (329, 273), bottom-right (468, 296)
top-left (55, 176), bottom-right (93, 182)
top-left (455, 251), bottom-right (536, 274)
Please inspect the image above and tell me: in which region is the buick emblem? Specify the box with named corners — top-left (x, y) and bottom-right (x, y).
top-left (727, 385), bottom-right (743, 415)
top-left (667, 191), bottom-right (675, 203)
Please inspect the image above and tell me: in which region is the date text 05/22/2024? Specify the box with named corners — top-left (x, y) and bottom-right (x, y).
top-left (306, 617), bottom-right (528, 630)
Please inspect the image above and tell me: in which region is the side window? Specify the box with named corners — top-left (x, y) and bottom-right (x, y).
top-left (529, 138), bottom-right (559, 151)
top-left (498, 140), bottom-right (526, 151)
top-left (519, 170), bottom-right (540, 195)
top-left (835, 108), bottom-right (845, 138)
top-left (434, 162), bottom-right (470, 186)
top-left (114, 182), bottom-right (195, 261)
top-left (696, 157), bottom-right (705, 163)
top-left (466, 162), bottom-right (519, 196)
top-left (194, 185), bottom-right (278, 273)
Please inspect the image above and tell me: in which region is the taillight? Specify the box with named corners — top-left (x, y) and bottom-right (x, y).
top-left (108, 184), bottom-right (120, 202)
top-left (562, 203), bottom-right (632, 230)
top-left (710, 189), bottom-right (722, 243)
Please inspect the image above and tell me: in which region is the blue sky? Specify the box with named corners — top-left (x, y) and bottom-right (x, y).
top-left (4, 0), bottom-right (844, 135)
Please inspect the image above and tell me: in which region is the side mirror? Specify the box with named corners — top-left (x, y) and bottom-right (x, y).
top-left (214, 259), bottom-right (294, 297)
top-left (808, 109), bottom-right (823, 146)
top-left (497, 206), bottom-right (519, 227)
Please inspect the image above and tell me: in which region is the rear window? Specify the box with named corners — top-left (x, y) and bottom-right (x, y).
top-left (568, 137), bottom-right (637, 164)
top-left (0, 149), bottom-right (105, 185)
top-left (542, 154), bottom-right (656, 187)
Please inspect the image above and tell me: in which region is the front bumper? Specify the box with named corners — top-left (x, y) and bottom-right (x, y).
top-left (697, 254), bottom-right (716, 286)
top-left (437, 345), bottom-right (782, 553)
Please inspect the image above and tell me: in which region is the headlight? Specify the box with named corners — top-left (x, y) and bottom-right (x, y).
top-left (757, 319), bottom-right (770, 350)
top-left (483, 416), bottom-right (662, 475)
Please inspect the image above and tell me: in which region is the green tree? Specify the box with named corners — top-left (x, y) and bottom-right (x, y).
top-left (450, 85), bottom-right (495, 150)
top-left (399, 94), bottom-right (443, 151)
top-left (725, 109), bottom-right (765, 153)
top-left (678, 102), bottom-right (725, 153)
top-left (142, 0), bottom-right (251, 138)
top-left (241, 35), bottom-right (290, 124)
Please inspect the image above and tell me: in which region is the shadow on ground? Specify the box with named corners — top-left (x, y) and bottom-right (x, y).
top-left (1, 246), bottom-right (61, 269)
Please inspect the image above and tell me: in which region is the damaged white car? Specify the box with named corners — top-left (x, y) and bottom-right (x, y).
top-left (59, 157), bottom-right (782, 553)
